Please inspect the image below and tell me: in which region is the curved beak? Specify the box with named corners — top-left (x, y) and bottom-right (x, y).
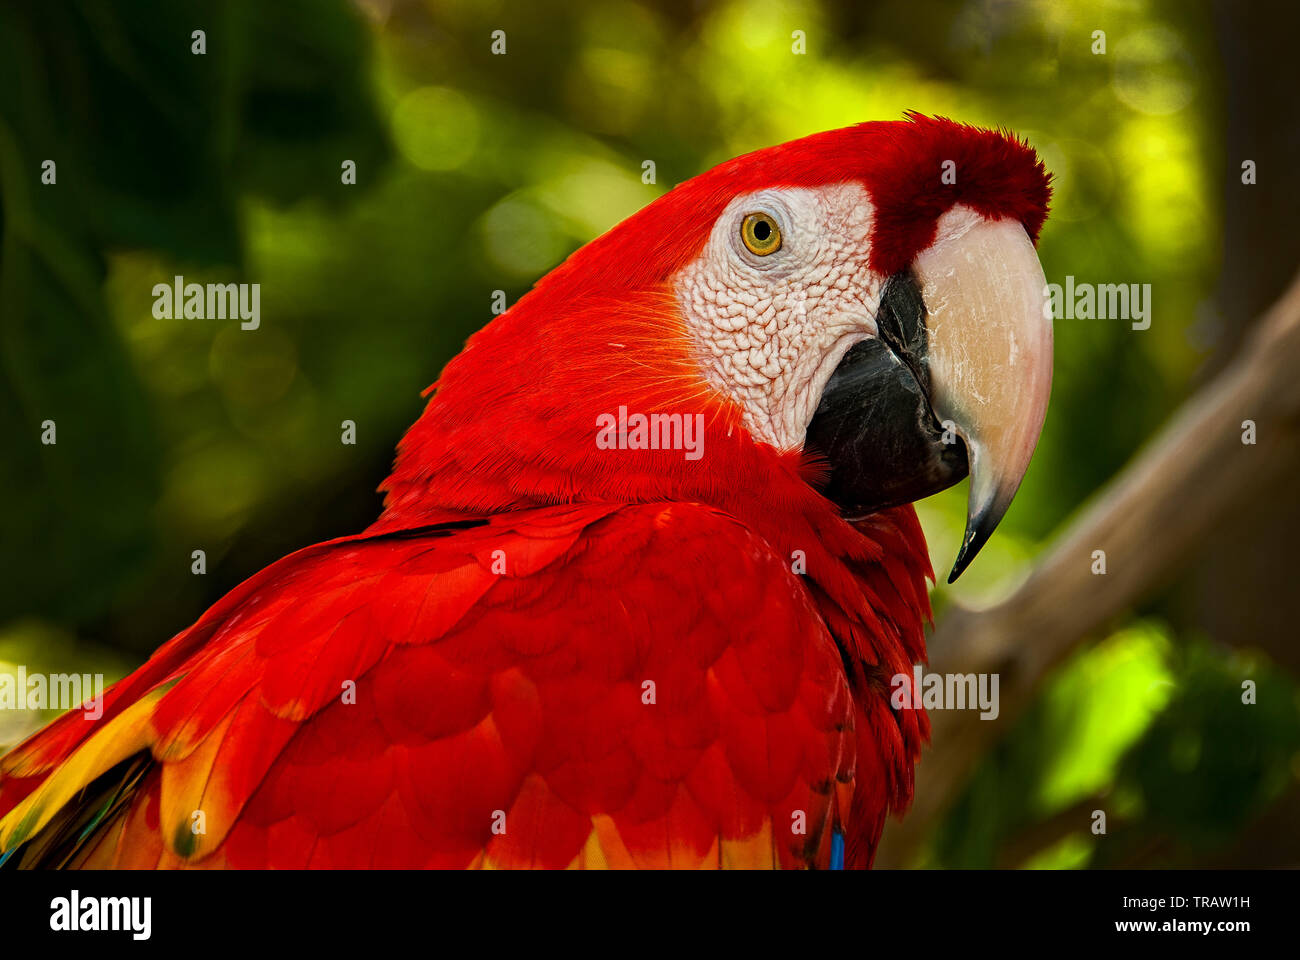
top-left (806, 216), bottom-right (1053, 582)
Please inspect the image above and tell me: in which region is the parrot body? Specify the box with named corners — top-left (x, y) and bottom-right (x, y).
top-left (0, 502), bottom-right (928, 868)
top-left (0, 115), bottom-right (1052, 868)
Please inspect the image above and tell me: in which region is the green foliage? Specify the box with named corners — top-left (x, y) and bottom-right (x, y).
top-left (1108, 641), bottom-right (1300, 858)
top-left (928, 626), bottom-right (1300, 868)
top-left (926, 623), bottom-right (1172, 867)
top-left (0, 0), bottom-right (390, 629)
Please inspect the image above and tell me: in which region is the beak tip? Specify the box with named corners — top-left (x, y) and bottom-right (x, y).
top-left (946, 542), bottom-right (977, 584)
top-left (946, 496), bottom-right (1009, 584)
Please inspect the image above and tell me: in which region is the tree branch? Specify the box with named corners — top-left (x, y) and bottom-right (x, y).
top-left (874, 265), bottom-right (1300, 867)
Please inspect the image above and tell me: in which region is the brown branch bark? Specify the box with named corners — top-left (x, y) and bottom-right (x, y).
top-left (874, 265), bottom-right (1300, 868)
top-left (994, 792), bottom-right (1112, 869)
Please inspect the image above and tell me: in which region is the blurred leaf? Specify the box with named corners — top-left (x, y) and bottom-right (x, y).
top-left (0, 0), bottom-right (389, 629)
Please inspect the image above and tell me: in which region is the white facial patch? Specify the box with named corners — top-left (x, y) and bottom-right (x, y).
top-left (673, 183), bottom-right (883, 451)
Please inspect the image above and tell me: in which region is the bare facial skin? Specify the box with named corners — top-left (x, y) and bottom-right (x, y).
top-left (674, 184), bottom-right (882, 451)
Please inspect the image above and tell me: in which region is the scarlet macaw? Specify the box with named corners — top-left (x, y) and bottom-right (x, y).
top-left (0, 114), bottom-right (1052, 869)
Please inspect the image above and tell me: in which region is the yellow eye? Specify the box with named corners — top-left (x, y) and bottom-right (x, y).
top-left (741, 212), bottom-right (782, 256)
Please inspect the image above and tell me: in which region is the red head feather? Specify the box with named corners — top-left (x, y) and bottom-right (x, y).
top-left (378, 113), bottom-right (1050, 525)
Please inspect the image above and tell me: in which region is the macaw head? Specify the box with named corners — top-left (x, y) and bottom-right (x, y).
top-left (383, 113), bottom-right (1052, 583)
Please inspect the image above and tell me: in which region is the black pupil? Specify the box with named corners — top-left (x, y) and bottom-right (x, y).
top-left (753, 219), bottom-right (771, 241)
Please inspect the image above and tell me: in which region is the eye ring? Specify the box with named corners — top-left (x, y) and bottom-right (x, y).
top-left (740, 212), bottom-right (782, 256)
